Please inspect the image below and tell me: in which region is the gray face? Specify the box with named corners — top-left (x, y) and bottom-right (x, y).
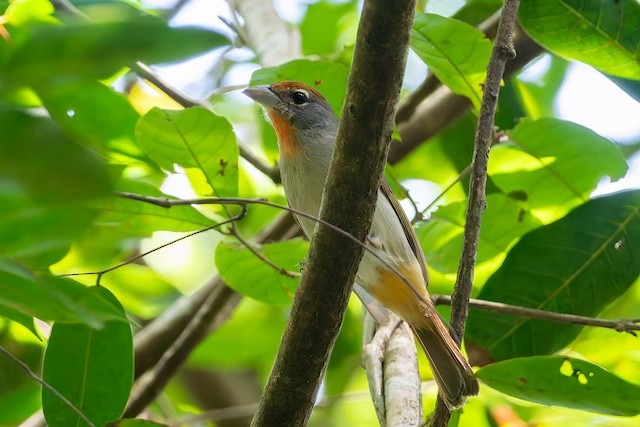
top-left (272, 86), bottom-right (338, 133)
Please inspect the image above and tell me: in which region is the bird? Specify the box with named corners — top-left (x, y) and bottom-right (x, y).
top-left (244, 81), bottom-right (479, 409)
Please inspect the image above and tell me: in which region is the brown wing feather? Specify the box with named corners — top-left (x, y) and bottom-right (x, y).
top-left (379, 179), bottom-right (430, 284)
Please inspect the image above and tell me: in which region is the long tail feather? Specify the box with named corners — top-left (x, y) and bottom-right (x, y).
top-left (411, 313), bottom-right (479, 409)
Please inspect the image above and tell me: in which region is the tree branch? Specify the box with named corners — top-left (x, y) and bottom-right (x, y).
top-left (432, 295), bottom-right (640, 335)
top-left (249, 0), bottom-right (417, 424)
top-left (227, 0), bottom-right (301, 68)
top-left (362, 315), bottom-right (422, 426)
top-left (431, 1), bottom-right (521, 425)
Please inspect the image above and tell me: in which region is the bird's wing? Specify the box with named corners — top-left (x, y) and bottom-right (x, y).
top-left (379, 179), bottom-right (430, 284)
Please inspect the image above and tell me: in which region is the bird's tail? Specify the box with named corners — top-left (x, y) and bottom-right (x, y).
top-left (411, 311), bottom-right (479, 409)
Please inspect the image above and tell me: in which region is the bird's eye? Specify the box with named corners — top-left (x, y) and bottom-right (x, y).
top-left (291, 90), bottom-right (308, 105)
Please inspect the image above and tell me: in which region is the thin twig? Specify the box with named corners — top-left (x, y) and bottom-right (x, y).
top-left (412, 164), bottom-right (472, 225)
top-left (115, 192), bottom-right (428, 307)
top-left (0, 346), bottom-right (96, 427)
top-left (59, 212), bottom-right (245, 283)
top-left (431, 1), bottom-right (521, 425)
top-left (134, 62), bottom-right (209, 109)
top-left (228, 229), bottom-right (300, 278)
top-left (432, 295), bottom-right (640, 335)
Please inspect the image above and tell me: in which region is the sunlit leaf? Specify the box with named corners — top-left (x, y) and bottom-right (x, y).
top-left (519, 0), bottom-right (640, 79)
top-left (4, 0), bottom-right (55, 26)
top-left (411, 13), bottom-right (492, 112)
top-left (489, 118), bottom-right (627, 221)
top-left (418, 193), bottom-right (542, 274)
top-left (215, 238), bottom-right (308, 305)
top-left (0, 305), bottom-right (39, 338)
top-left (478, 356), bottom-right (640, 416)
top-left (467, 190), bottom-right (640, 361)
top-left (42, 286), bottom-right (133, 427)
top-left (300, 1), bottom-right (356, 56)
top-left (514, 55), bottom-right (569, 119)
top-left (136, 107), bottom-right (239, 197)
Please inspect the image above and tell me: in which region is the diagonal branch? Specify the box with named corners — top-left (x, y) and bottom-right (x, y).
top-left (431, 1), bottom-right (521, 425)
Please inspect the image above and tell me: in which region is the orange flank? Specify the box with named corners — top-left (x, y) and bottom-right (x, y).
top-left (369, 264), bottom-right (430, 326)
top-left (267, 111), bottom-right (299, 157)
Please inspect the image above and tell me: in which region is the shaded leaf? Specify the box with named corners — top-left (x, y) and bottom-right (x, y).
top-left (489, 118), bottom-right (627, 221)
top-left (215, 239), bottom-right (308, 305)
top-left (411, 13), bottom-right (492, 112)
top-left (136, 107), bottom-right (239, 197)
top-left (0, 111), bottom-right (112, 268)
top-left (0, 259), bottom-right (126, 327)
top-left (477, 356), bottom-right (640, 416)
top-left (38, 80), bottom-right (147, 162)
top-left (2, 13), bottom-right (229, 85)
top-left (519, 0), bottom-right (640, 79)
top-left (96, 196), bottom-right (215, 234)
top-left (466, 190), bottom-right (640, 361)
top-left (42, 286), bottom-right (133, 427)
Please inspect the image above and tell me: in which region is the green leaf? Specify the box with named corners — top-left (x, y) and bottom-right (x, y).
top-left (0, 304), bottom-right (39, 338)
top-left (4, 0), bottom-right (55, 26)
top-left (0, 111), bottom-right (112, 203)
top-left (2, 15), bottom-right (229, 85)
top-left (418, 193), bottom-right (542, 274)
top-left (0, 111), bottom-right (112, 268)
top-left (0, 259), bottom-right (126, 327)
top-left (393, 112), bottom-right (476, 199)
top-left (136, 107), bottom-right (239, 197)
top-left (300, 1), bottom-right (356, 56)
top-left (38, 80), bottom-right (148, 162)
top-left (250, 59), bottom-right (349, 115)
top-left (489, 118), bottom-right (627, 222)
top-left (411, 13), bottom-right (492, 112)
top-left (215, 239), bottom-right (308, 305)
top-left (452, 0), bottom-right (502, 26)
top-left (519, 0), bottom-right (640, 80)
top-left (477, 356), bottom-right (640, 416)
top-left (514, 55), bottom-right (569, 119)
top-left (466, 190), bottom-right (640, 361)
top-left (42, 286), bottom-right (133, 427)
top-left (0, 342), bottom-right (42, 426)
top-left (96, 196), bottom-right (215, 234)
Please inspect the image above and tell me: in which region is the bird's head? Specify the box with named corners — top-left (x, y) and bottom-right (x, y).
top-left (243, 81), bottom-right (339, 157)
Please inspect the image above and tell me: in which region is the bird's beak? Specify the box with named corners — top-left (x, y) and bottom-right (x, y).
top-left (243, 85), bottom-right (279, 108)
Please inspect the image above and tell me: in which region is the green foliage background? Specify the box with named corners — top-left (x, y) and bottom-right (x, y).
top-left (1, 0), bottom-right (639, 426)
